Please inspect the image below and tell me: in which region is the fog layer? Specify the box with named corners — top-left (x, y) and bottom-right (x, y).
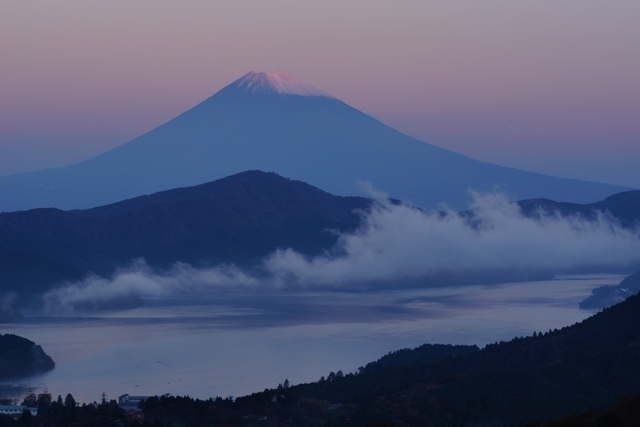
top-left (43, 193), bottom-right (640, 313)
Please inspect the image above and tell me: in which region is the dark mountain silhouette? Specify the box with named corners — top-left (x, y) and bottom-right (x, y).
top-left (13, 284), bottom-right (640, 425)
top-left (24, 281), bottom-right (640, 427)
top-left (231, 273), bottom-right (640, 426)
top-left (518, 190), bottom-right (640, 228)
top-left (0, 71), bottom-right (630, 212)
top-left (521, 395), bottom-right (640, 427)
top-left (0, 334), bottom-right (55, 380)
top-left (359, 343), bottom-right (479, 374)
top-left (1, 171), bottom-right (638, 296)
top-left (518, 190), bottom-right (640, 309)
top-left (0, 171), bottom-right (371, 294)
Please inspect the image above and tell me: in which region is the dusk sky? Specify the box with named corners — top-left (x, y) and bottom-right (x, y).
top-left (1, 1), bottom-right (639, 188)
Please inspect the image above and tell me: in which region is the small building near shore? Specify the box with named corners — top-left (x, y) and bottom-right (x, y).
top-left (118, 394), bottom-right (149, 413)
top-left (118, 393), bottom-right (171, 413)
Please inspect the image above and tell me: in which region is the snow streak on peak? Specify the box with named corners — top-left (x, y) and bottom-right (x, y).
top-left (231, 71), bottom-right (333, 98)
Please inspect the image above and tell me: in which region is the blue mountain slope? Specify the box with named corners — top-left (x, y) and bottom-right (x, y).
top-left (0, 72), bottom-right (631, 212)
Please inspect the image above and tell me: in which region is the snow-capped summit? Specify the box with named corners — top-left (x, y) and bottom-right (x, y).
top-left (230, 71), bottom-right (333, 98)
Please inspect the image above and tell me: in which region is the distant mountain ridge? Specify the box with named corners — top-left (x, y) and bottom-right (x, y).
top-left (0, 171), bottom-right (371, 294)
top-left (0, 71), bottom-right (631, 212)
top-left (0, 171), bottom-right (638, 296)
top-left (518, 190), bottom-right (640, 228)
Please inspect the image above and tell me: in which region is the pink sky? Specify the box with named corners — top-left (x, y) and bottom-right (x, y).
top-left (1, 1), bottom-right (639, 187)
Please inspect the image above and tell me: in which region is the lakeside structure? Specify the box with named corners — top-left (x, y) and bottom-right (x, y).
top-left (118, 393), bottom-right (171, 414)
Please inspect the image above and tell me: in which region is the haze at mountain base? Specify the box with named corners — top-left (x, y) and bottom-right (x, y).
top-left (42, 190), bottom-right (640, 313)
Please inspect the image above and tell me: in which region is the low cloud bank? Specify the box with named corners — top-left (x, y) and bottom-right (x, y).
top-left (43, 193), bottom-right (640, 313)
top-left (43, 261), bottom-right (258, 314)
top-left (264, 193), bottom-right (640, 286)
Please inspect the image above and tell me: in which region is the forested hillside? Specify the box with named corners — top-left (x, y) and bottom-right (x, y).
top-left (0, 334), bottom-right (55, 380)
top-left (6, 278), bottom-right (640, 425)
top-left (0, 171), bottom-right (370, 294)
top-left (233, 284), bottom-right (640, 426)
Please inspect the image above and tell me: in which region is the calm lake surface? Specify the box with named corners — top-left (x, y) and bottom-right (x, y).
top-left (1, 274), bottom-right (622, 403)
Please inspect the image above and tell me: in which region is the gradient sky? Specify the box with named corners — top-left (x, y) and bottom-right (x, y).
top-left (1, 1), bottom-right (639, 188)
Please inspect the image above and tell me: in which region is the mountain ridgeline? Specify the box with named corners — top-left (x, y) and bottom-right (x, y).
top-left (72, 282), bottom-right (640, 427)
top-left (0, 171), bottom-right (371, 294)
top-left (0, 71), bottom-right (630, 212)
top-left (5, 278), bottom-right (640, 426)
top-left (230, 285), bottom-right (640, 426)
top-left (358, 343), bottom-right (479, 374)
top-left (0, 171), bottom-right (638, 297)
top-left (518, 190), bottom-right (640, 229)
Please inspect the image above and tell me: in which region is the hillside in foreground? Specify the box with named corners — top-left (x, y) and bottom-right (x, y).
top-left (231, 273), bottom-right (640, 426)
top-left (53, 277), bottom-right (637, 427)
top-left (49, 272), bottom-right (637, 427)
top-left (5, 271), bottom-right (640, 426)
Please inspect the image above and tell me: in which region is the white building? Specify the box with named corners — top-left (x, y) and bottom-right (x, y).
top-left (118, 394), bottom-right (171, 413)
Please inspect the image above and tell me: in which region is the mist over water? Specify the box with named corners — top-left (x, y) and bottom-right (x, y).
top-left (3, 275), bottom-right (623, 403)
top-left (4, 192), bottom-right (638, 403)
top-left (42, 192), bottom-right (640, 313)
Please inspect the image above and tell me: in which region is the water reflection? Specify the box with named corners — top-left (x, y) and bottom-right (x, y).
top-left (1, 275), bottom-right (622, 403)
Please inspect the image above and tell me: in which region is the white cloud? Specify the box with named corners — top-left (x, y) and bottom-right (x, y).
top-left (43, 192), bottom-right (640, 312)
top-left (43, 260), bottom-right (258, 314)
top-left (262, 193), bottom-right (640, 287)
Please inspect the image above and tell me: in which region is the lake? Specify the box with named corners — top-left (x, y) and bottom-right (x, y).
top-left (1, 274), bottom-right (622, 404)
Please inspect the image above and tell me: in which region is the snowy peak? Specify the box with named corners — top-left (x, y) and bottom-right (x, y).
top-left (229, 71), bottom-right (334, 98)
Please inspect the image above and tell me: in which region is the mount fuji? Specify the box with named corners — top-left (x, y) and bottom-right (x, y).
top-left (0, 71), bottom-right (630, 212)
